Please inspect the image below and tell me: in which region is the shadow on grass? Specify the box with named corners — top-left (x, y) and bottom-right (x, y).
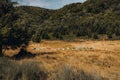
top-left (12, 48), bottom-right (57, 60)
top-left (40, 52), bottom-right (57, 55)
top-left (12, 48), bottom-right (36, 60)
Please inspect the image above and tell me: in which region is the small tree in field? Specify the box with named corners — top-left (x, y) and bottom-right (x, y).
top-left (0, 0), bottom-right (31, 56)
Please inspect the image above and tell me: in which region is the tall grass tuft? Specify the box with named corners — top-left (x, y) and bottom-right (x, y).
top-left (0, 57), bottom-right (107, 80)
top-left (0, 57), bottom-right (48, 80)
top-left (52, 64), bottom-right (106, 80)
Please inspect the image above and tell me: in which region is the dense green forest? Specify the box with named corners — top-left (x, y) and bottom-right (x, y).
top-left (1, 0), bottom-right (120, 45)
top-left (14, 0), bottom-right (120, 41)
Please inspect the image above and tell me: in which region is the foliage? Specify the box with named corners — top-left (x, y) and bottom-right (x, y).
top-left (0, 0), bottom-right (31, 56)
top-left (11, 0), bottom-right (120, 41)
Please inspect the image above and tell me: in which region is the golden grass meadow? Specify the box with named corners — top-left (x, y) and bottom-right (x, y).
top-left (2, 40), bottom-right (120, 80)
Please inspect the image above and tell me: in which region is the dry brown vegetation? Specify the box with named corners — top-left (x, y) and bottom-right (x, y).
top-left (3, 40), bottom-right (120, 80)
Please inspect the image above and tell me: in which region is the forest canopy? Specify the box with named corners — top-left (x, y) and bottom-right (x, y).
top-left (11, 0), bottom-right (120, 41)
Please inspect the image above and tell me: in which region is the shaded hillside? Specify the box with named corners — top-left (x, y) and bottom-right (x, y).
top-left (2, 0), bottom-right (120, 42)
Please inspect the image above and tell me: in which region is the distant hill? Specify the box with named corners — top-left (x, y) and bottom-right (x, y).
top-left (2, 0), bottom-right (120, 41)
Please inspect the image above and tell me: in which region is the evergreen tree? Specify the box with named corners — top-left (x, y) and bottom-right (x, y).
top-left (0, 0), bottom-right (31, 56)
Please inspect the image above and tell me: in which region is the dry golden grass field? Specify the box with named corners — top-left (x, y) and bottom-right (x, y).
top-left (4, 40), bottom-right (120, 80)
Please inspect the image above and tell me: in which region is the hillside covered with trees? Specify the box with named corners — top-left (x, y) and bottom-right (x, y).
top-left (1, 0), bottom-right (120, 44)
